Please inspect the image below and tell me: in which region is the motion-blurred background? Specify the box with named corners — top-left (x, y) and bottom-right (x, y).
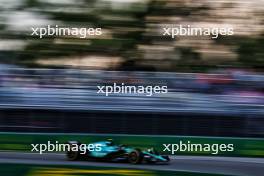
top-left (0, 0), bottom-right (263, 175)
top-left (0, 0), bottom-right (263, 136)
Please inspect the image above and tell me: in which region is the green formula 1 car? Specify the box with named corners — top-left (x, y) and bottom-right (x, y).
top-left (66, 139), bottom-right (170, 164)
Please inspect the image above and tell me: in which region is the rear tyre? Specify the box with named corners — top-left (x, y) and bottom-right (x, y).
top-left (128, 149), bottom-right (143, 164)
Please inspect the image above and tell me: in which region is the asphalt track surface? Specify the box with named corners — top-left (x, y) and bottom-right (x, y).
top-left (0, 152), bottom-right (263, 176)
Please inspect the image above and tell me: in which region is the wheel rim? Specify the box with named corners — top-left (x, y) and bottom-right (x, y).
top-left (129, 152), bottom-right (138, 163)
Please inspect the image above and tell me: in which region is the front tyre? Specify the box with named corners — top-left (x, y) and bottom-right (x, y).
top-left (128, 149), bottom-right (143, 164)
top-left (66, 150), bottom-right (79, 161)
top-left (66, 141), bottom-right (81, 161)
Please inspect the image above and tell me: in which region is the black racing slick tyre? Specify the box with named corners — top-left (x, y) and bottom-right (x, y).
top-left (67, 150), bottom-right (79, 161)
top-left (66, 141), bottom-right (81, 161)
top-left (128, 149), bottom-right (143, 164)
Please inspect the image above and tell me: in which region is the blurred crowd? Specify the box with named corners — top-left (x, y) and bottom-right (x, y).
top-left (0, 0), bottom-right (263, 114)
top-left (0, 64), bottom-right (263, 115)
